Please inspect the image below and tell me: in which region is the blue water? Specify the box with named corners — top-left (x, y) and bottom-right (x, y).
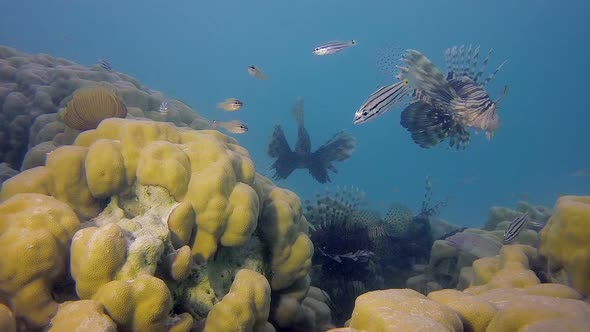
top-left (2, 0), bottom-right (588, 227)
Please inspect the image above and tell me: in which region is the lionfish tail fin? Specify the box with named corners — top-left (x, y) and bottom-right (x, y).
top-left (400, 101), bottom-right (470, 150)
top-left (313, 131), bottom-right (357, 162)
top-left (267, 125), bottom-right (298, 180)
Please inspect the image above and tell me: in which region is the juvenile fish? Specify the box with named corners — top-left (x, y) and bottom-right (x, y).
top-left (313, 40), bottom-right (356, 56)
top-left (158, 100), bottom-right (169, 114)
top-left (247, 65), bottom-right (267, 80)
top-left (216, 98), bottom-right (243, 112)
top-left (212, 120), bottom-right (248, 134)
top-left (504, 213), bottom-right (528, 242)
top-left (353, 79), bottom-right (410, 124)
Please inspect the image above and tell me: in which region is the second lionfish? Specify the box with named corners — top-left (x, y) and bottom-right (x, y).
top-left (354, 45), bottom-right (508, 150)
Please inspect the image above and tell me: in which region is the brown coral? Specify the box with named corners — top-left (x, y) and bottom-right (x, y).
top-left (63, 86), bottom-right (127, 130)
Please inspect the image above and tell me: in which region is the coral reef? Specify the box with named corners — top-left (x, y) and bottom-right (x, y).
top-left (408, 201), bottom-right (544, 293)
top-left (0, 45), bottom-right (209, 171)
top-left (0, 117), bottom-right (322, 331)
top-left (539, 195), bottom-right (590, 297)
top-left (332, 244), bottom-right (590, 332)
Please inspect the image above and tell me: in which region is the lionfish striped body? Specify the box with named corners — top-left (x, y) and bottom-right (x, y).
top-left (398, 45), bottom-right (507, 149)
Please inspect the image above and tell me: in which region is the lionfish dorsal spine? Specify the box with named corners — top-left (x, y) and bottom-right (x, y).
top-left (482, 59), bottom-right (508, 86)
top-left (474, 48), bottom-right (494, 83)
top-left (468, 46), bottom-right (481, 79)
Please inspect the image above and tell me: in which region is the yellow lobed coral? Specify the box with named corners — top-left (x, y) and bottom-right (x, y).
top-left (464, 244), bottom-right (541, 294)
top-left (426, 284), bottom-right (589, 332)
top-left (334, 289), bottom-right (463, 332)
top-left (0, 193), bottom-right (80, 330)
top-left (0, 304), bottom-right (16, 332)
top-left (257, 177), bottom-right (314, 290)
top-left (428, 289), bottom-right (498, 332)
top-left (91, 274), bottom-right (180, 332)
top-left (48, 300), bottom-right (116, 332)
top-left (204, 269), bottom-right (275, 332)
top-left (539, 195), bottom-right (590, 297)
top-left (2, 118), bottom-right (260, 263)
top-left (0, 118), bottom-right (317, 330)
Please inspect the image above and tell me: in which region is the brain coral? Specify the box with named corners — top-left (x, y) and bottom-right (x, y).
top-left (0, 117), bottom-right (317, 330)
top-left (63, 86), bottom-right (127, 130)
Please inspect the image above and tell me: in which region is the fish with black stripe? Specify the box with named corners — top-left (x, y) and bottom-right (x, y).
top-left (397, 46), bottom-right (508, 146)
top-left (353, 79), bottom-right (410, 124)
top-left (503, 212), bottom-right (529, 242)
top-left (313, 40), bottom-right (357, 56)
top-left (354, 44), bottom-right (508, 150)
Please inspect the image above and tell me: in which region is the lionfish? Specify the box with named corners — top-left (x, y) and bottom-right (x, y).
top-left (267, 97), bottom-right (357, 183)
top-left (355, 45), bottom-right (508, 150)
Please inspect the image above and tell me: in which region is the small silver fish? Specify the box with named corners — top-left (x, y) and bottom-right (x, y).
top-left (353, 79), bottom-right (410, 124)
top-left (158, 100), bottom-right (169, 114)
top-left (98, 58), bottom-right (112, 71)
top-left (313, 40), bottom-right (356, 56)
top-left (212, 120), bottom-right (248, 134)
top-left (216, 98), bottom-right (243, 112)
top-left (247, 65), bottom-right (267, 80)
top-left (504, 213), bottom-right (528, 242)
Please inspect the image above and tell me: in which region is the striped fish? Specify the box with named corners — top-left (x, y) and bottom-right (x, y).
top-left (353, 80), bottom-right (410, 124)
top-left (98, 58), bottom-right (112, 71)
top-left (503, 213), bottom-right (529, 242)
top-left (313, 40), bottom-right (356, 56)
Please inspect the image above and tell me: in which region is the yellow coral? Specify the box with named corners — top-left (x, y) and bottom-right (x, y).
top-left (258, 183), bottom-right (314, 290)
top-left (45, 145), bottom-right (100, 219)
top-left (0, 166), bottom-right (53, 200)
top-left (91, 275), bottom-right (173, 332)
top-left (204, 269), bottom-right (275, 332)
top-left (0, 194), bottom-right (80, 330)
top-left (428, 289), bottom-right (497, 332)
top-left (85, 139), bottom-right (126, 198)
top-left (465, 244), bottom-right (540, 294)
top-left (345, 289), bottom-right (463, 332)
top-left (0, 304), bottom-right (16, 332)
top-left (486, 295), bottom-right (590, 332)
top-left (70, 223), bottom-right (127, 299)
top-left (539, 195), bottom-right (590, 296)
top-left (48, 300), bottom-right (116, 332)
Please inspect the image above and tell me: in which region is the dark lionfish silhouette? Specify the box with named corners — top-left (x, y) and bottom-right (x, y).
top-left (398, 45), bottom-right (508, 150)
top-left (266, 97), bottom-right (356, 183)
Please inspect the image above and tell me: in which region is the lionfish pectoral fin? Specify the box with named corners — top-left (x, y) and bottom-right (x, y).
top-left (313, 131), bottom-right (357, 162)
top-left (401, 101), bottom-right (470, 150)
top-left (266, 125), bottom-right (292, 158)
